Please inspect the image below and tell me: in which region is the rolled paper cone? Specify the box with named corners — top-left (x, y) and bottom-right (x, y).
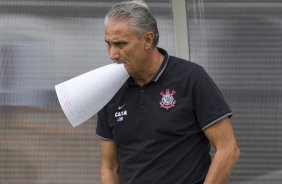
top-left (55, 63), bottom-right (129, 127)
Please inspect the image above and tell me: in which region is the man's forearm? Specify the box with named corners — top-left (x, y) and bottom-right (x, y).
top-left (203, 145), bottom-right (240, 184)
top-left (101, 168), bottom-right (120, 184)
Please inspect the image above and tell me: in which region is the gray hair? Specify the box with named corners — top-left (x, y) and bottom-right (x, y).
top-left (105, 0), bottom-right (159, 47)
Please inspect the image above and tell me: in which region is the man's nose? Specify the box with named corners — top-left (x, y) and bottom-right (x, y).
top-left (109, 46), bottom-right (120, 61)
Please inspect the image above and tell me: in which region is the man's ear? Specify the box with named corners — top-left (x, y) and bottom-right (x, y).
top-left (144, 32), bottom-right (154, 49)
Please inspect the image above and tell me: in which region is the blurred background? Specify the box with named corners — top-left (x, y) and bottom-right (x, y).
top-left (0, 0), bottom-right (281, 183)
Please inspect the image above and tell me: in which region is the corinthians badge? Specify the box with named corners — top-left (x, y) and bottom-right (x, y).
top-left (160, 89), bottom-right (176, 110)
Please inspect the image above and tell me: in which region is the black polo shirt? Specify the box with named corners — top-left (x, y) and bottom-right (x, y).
top-left (96, 48), bottom-right (232, 184)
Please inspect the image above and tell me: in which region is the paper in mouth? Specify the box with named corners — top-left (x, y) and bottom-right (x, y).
top-left (55, 63), bottom-right (129, 127)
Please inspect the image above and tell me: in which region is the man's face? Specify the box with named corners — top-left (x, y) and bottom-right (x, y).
top-left (104, 20), bottom-right (146, 76)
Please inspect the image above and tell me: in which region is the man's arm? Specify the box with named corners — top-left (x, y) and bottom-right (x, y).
top-left (100, 140), bottom-right (120, 184)
top-left (203, 117), bottom-right (240, 184)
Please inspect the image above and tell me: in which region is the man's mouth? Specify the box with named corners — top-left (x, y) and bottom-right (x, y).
top-left (113, 60), bottom-right (122, 64)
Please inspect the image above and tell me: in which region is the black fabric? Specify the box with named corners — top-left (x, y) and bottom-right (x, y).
top-left (96, 48), bottom-right (232, 184)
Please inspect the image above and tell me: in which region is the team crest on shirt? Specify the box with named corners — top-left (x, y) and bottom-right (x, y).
top-left (160, 89), bottom-right (176, 110)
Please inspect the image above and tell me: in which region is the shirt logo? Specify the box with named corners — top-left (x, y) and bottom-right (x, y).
top-left (117, 117), bottom-right (124, 122)
top-left (115, 104), bottom-right (127, 123)
top-left (115, 110), bottom-right (127, 117)
top-left (160, 89), bottom-right (176, 110)
top-left (118, 104), bottom-right (125, 110)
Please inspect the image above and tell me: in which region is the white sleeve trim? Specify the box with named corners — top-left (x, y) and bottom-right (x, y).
top-left (96, 133), bottom-right (114, 141)
top-left (202, 112), bottom-right (233, 131)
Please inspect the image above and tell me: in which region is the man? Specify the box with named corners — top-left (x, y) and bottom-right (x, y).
top-left (96, 0), bottom-right (240, 183)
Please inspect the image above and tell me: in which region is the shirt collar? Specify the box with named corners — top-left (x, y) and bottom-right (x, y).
top-left (151, 47), bottom-right (169, 82)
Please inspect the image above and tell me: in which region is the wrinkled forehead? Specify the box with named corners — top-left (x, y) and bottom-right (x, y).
top-left (104, 20), bottom-right (137, 40)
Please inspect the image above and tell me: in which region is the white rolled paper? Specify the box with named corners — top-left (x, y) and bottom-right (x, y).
top-left (55, 63), bottom-right (129, 127)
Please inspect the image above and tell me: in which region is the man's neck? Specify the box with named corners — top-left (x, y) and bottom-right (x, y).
top-left (133, 48), bottom-right (164, 87)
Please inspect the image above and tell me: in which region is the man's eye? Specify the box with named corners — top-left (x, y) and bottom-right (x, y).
top-left (115, 42), bottom-right (126, 47)
top-left (105, 42), bottom-right (111, 48)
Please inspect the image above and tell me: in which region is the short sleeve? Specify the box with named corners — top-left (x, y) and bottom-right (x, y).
top-left (96, 106), bottom-right (114, 140)
top-left (191, 66), bottom-right (232, 130)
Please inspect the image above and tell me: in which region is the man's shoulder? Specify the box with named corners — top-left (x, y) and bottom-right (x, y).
top-left (168, 55), bottom-right (204, 73)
